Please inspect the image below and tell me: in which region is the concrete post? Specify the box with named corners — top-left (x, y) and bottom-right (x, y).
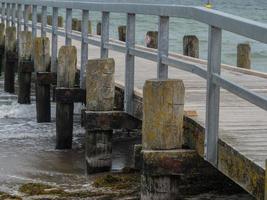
top-left (183, 35), bottom-right (199, 58)
top-left (141, 79), bottom-right (185, 200)
top-left (118, 25), bottom-right (126, 42)
top-left (18, 31), bottom-right (33, 104)
top-left (34, 37), bottom-right (51, 122)
top-left (56, 46), bottom-right (77, 149)
top-left (0, 23), bottom-right (5, 76)
top-left (146, 31), bottom-right (158, 49)
top-left (85, 58), bottom-right (115, 173)
top-left (4, 26), bottom-right (16, 93)
top-left (237, 43), bottom-right (251, 69)
top-left (96, 22), bottom-right (101, 35)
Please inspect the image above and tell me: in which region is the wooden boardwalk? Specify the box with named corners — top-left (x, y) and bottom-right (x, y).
top-left (47, 31), bottom-right (267, 198)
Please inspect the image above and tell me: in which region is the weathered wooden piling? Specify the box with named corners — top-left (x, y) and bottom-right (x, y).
top-left (85, 58), bottom-right (115, 174)
top-left (72, 18), bottom-right (79, 31)
top-left (141, 79), bottom-right (185, 200)
top-left (96, 22), bottom-right (101, 35)
top-left (4, 26), bottom-right (16, 93)
top-left (183, 35), bottom-right (199, 58)
top-left (237, 43), bottom-right (251, 69)
top-left (56, 46), bottom-right (77, 149)
top-left (34, 37), bottom-right (51, 122)
top-left (0, 23), bottom-right (5, 76)
top-left (18, 31), bottom-right (33, 104)
top-left (58, 16), bottom-right (64, 28)
top-left (146, 31), bottom-right (158, 49)
top-left (47, 15), bottom-right (52, 26)
top-left (118, 25), bottom-right (126, 42)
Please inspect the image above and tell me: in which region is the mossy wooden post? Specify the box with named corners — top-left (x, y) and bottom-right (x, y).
top-left (18, 31), bottom-right (33, 104)
top-left (58, 16), bottom-right (63, 28)
top-left (183, 35), bottom-right (199, 58)
top-left (47, 15), bottom-right (52, 26)
top-left (141, 79), bottom-right (185, 200)
top-left (56, 46), bottom-right (77, 149)
top-left (96, 22), bottom-right (101, 35)
top-left (72, 18), bottom-right (79, 31)
top-left (237, 43), bottom-right (251, 69)
top-left (86, 58), bottom-right (115, 173)
top-left (4, 26), bottom-right (16, 93)
top-left (146, 31), bottom-right (158, 49)
top-left (0, 23), bottom-right (5, 76)
top-left (34, 37), bottom-right (51, 122)
top-left (118, 25), bottom-right (126, 42)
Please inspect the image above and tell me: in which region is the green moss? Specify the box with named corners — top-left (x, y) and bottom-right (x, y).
top-left (18, 183), bottom-right (106, 198)
top-left (0, 191), bottom-right (22, 200)
top-left (93, 173), bottom-right (140, 190)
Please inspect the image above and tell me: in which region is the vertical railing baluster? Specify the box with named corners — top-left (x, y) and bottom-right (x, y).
top-left (24, 5), bottom-right (30, 31)
top-left (1, 3), bottom-right (5, 24)
top-left (32, 5), bottom-right (37, 38)
top-left (17, 4), bottom-right (22, 53)
top-left (51, 7), bottom-right (58, 73)
top-left (124, 13), bottom-right (135, 114)
top-left (157, 16), bottom-right (169, 79)
top-left (11, 3), bottom-right (15, 27)
top-left (80, 9), bottom-right (89, 88)
top-left (205, 26), bottom-right (222, 166)
top-left (65, 8), bottom-right (72, 45)
top-left (100, 11), bottom-right (109, 58)
top-left (6, 3), bottom-right (10, 27)
top-left (41, 6), bottom-right (47, 37)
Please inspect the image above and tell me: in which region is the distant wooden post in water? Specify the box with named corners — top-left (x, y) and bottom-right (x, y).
top-left (72, 18), bottom-right (79, 31)
top-left (146, 31), bottom-right (158, 49)
top-left (0, 23), bottom-right (5, 76)
top-left (47, 15), bottom-right (52, 26)
top-left (85, 58), bottom-right (115, 174)
top-left (183, 35), bottom-right (199, 58)
top-left (18, 31), bottom-right (33, 104)
top-left (56, 46), bottom-right (77, 149)
top-left (4, 26), bottom-right (16, 93)
top-left (118, 25), bottom-right (126, 42)
top-left (96, 22), bottom-right (101, 35)
top-left (237, 43), bottom-right (251, 69)
top-left (34, 37), bottom-right (51, 122)
top-left (141, 79), bottom-right (185, 199)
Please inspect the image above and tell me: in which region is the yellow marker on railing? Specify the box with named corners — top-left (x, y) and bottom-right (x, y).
top-left (205, 3), bottom-right (213, 9)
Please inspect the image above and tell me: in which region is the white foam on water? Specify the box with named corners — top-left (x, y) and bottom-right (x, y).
top-left (0, 102), bottom-right (37, 119)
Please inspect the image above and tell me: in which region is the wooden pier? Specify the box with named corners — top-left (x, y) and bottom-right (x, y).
top-left (0, 0), bottom-right (267, 199)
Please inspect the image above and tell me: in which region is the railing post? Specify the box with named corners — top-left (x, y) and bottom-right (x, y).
top-left (124, 13), bottom-right (135, 114)
top-left (32, 5), bottom-right (37, 38)
top-left (11, 3), bottom-right (16, 27)
top-left (100, 12), bottom-right (109, 58)
top-left (17, 4), bottom-right (22, 52)
top-left (51, 7), bottom-right (58, 73)
top-left (157, 16), bottom-right (169, 79)
top-left (41, 6), bottom-right (47, 37)
top-left (65, 8), bottom-right (72, 46)
top-left (205, 26), bottom-right (222, 166)
top-left (80, 9), bottom-right (89, 88)
top-left (24, 5), bottom-right (30, 32)
top-left (6, 3), bottom-right (10, 27)
top-left (1, 3), bottom-right (5, 24)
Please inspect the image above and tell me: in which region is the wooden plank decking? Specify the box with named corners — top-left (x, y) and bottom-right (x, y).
top-left (50, 31), bottom-right (267, 199)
